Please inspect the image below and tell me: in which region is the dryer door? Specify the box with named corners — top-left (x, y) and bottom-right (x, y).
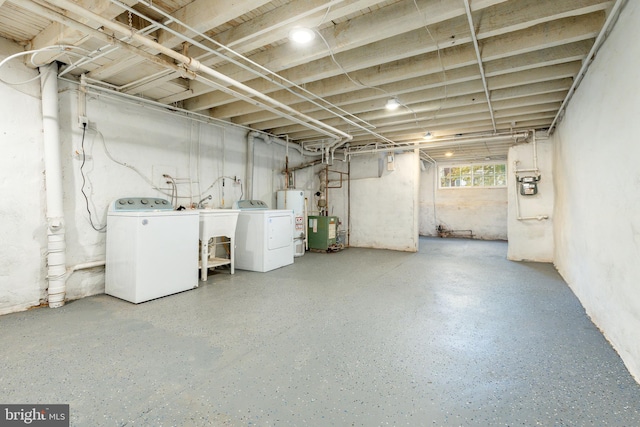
top-left (268, 213), bottom-right (293, 250)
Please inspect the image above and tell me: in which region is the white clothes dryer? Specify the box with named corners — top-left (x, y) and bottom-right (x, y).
top-left (233, 200), bottom-right (294, 272)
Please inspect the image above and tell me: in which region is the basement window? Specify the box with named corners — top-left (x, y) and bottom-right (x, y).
top-left (439, 163), bottom-right (506, 188)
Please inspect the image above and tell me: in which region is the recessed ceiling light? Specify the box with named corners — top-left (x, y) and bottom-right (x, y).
top-left (385, 98), bottom-right (400, 111)
top-left (289, 27), bottom-right (316, 44)
top-left (445, 152), bottom-right (453, 157)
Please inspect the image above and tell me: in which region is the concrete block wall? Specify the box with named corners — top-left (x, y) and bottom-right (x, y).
top-left (419, 160), bottom-right (508, 240)
top-left (349, 151), bottom-right (420, 252)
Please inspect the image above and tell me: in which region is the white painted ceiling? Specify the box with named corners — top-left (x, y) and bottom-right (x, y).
top-left (0, 0), bottom-right (615, 161)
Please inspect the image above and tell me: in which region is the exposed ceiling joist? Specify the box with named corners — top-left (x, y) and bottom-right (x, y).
top-left (0, 0), bottom-right (620, 161)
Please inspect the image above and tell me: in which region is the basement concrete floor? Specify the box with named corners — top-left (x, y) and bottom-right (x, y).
top-left (2, 237), bottom-right (640, 426)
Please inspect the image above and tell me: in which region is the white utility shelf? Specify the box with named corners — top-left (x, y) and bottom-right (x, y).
top-left (198, 209), bottom-right (240, 281)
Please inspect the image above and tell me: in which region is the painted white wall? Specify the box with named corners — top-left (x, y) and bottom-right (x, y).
top-left (0, 39), bottom-right (46, 314)
top-left (552, 1), bottom-right (640, 381)
top-left (330, 151), bottom-right (420, 252)
top-left (419, 161), bottom-right (508, 240)
top-left (57, 85), bottom-right (254, 300)
top-left (59, 85), bottom-right (316, 300)
top-left (507, 138), bottom-right (554, 261)
top-left (0, 50), bottom-right (315, 313)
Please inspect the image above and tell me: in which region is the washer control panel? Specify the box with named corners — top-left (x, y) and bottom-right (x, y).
top-left (233, 200), bottom-right (269, 210)
top-left (112, 198), bottom-right (173, 211)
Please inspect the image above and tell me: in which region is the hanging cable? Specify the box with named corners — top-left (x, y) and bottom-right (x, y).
top-left (163, 174), bottom-right (178, 207)
top-left (79, 124), bottom-right (107, 232)
top-left (86, 124), bottom-right (180, 201)
top-left (0, 45), bottom-right (90, 86)
top-left (413, 0), bottom-right (448, 100)
top-left (311, 0), bottom-right (453, 144)
top-left (314, 30), bottom-right (391, 98)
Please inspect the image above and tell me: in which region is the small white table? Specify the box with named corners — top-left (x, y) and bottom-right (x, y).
top-left (198, 209), bottom-right (240, 281)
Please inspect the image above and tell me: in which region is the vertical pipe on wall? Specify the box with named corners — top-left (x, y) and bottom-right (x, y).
top-left (324, 165), bottom-right (329, 216)
top-left (40, 62), bottom-right (67, 308)
top-left (347, 158), bottom-right (351, 247)
top-left (532, 130), bottom-right (538, 172)
top-left (246, 131), bottom-right (257, 200)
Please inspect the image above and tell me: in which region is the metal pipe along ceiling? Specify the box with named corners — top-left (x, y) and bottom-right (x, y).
top-left (110, 0), bottom-right (399, 148)
top-left (39, 0), bottom-right (353, 142)
top-left (13, 0), bottom-right (195, 79)
top-left (26, 0), bottom-right (404, 149)
top-left (346, 132), bottom-right (529, 156)
top-left (117, 0), bottom-right (373, 131)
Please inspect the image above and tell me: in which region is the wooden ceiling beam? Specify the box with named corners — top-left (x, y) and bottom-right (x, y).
top-left (277, 92), bottom-right (564, 139)
top-left (183, 1), bottom-right (603, 113)
top-left (123, 0), bottom-right (388, 95)
top-left (191, 10), bottom-right (602, 119)
top-left (180, 0), bottom-right (511, 109)
top-left (86, 0), bottom-right (270, 80)
top-left (28, 0), bottom-right (138, 66)
top-left (239, 59), bottom-right (582, 133)
top-left (156, 0), bottom-right (272, 47)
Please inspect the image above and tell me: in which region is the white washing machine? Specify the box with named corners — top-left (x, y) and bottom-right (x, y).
top-left (105, 197), bottom-right (199, 303)
top-left (233, 200), bottom-right (294, 272)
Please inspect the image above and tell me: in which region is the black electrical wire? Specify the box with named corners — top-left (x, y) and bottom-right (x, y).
top-left (79, 123), bottom-right (107, 232)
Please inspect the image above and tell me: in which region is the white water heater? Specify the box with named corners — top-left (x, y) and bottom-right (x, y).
top-left (276, 189), bottom-right (306, 257)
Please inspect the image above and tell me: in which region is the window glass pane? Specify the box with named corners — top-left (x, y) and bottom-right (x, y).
top-left (439, 163), bottom-right (506, 188)
top-left (483, 175), bottom-right (495, 186)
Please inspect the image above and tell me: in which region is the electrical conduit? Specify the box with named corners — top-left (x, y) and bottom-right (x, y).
top-left (40, 62), bottom-right (67, 308)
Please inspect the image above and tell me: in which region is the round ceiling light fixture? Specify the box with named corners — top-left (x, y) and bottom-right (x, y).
top-left (289, 27), bottom-right (316, 44)
top-left (385, 98), bottom-right (400, 111)
top-left (423, 131), bottom-right (433, 140)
